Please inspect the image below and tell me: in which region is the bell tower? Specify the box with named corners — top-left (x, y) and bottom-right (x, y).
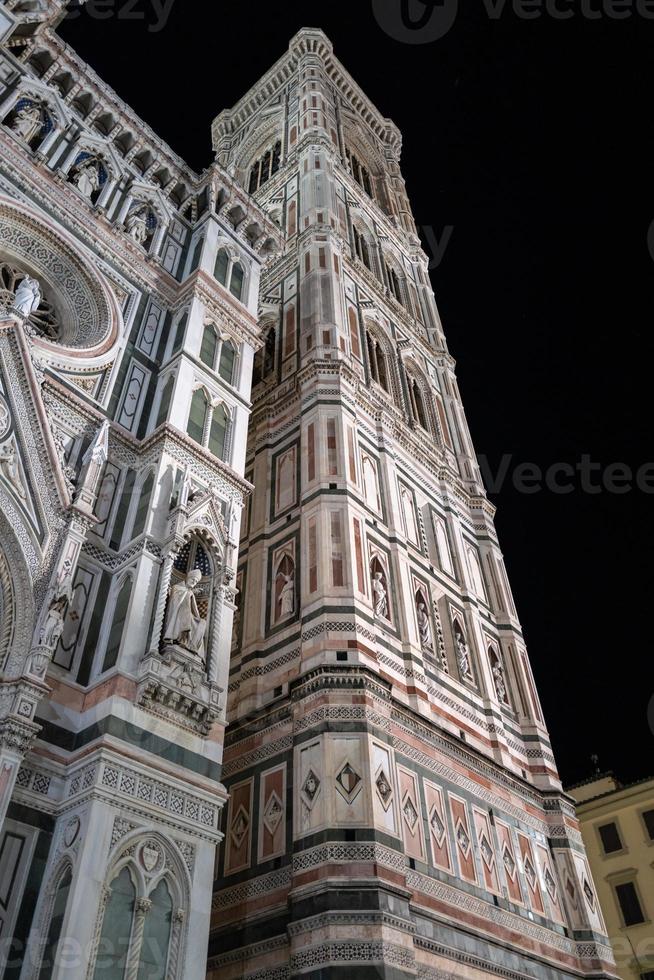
top-left (209, 28), bottom-right (617, 980)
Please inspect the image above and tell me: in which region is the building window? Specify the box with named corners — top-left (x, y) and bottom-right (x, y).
top-left (366, 329), bottom-right (390, 394)
top-left (353, 226), bottom-right (372, 271)
top-left (598, 822), bottom-right (623, 855)
top-left (93, 867), bottom-right (135, 980)
top-left (102, 577), bottom-right (132, 672)
top-left (386, 263), bottom-right (404, 305)
top-left (137, 879), bottom-right (173, 980)
top-left (615, 880), bottom-right (646, 927)
top-left (38, 867), bottom-right (72, 980)
top-left (213, 249), bottom-right (247, 303)
top-left (186, 388), bottom-right (231, 462)
top-left (407, 375), bottom-right (429, 430)
top-left (253, 327), bottom-right (276, 386)
top-left (642, 810), bottom-right (654, 840)
top-left (248, 140), bottom-right (282, 193)
top-left (345, 148), bottom-right (373, 197)
top-left (200, 326), bottom-right (238, 385)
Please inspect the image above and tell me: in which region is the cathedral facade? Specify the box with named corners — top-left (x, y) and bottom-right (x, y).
top-left (0, 3), bottom-right (616, 980)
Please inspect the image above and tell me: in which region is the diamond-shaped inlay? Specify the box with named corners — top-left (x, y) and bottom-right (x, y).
top-left (480, 834), bottom-right (494, 870)
top-left (335, 762), bottom-right (362, 804)
top-left (230, 805), bottom-right (250, 850)
top-left (301, 769), bottom-right (320, 808)
top-left (456, 821), bottom-right (471, 857)
top-left (375, 770), bottom-right (393, 811)
top-left (544, 867), bottom-right (557, 900)
top-left (524, 856), bottom-right (537, 891)
top-left (429, 806), bottom-right (446, 844)
top-left (262, 792), bottom-right (284, 836)
top-left (502, 845), bottom-right (516, 880)
top-left (402, 794), bottom-right (419, 832)
top-left (566, 878), bottom-right (577, 902)
top-left (583, 878), bottom-right (595, 909)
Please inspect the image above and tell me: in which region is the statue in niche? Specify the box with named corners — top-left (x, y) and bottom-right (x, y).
top-left (12, 275), bottom-right (41, 318)
top-left (39, 580), bottom-right (73, 649)
top-left (126, 207), bottom-right (149, 246)
top-left (0, 438), bottom-right (26, 499)
top-left (277, 569), bottom-right (295, 618)
top-left (417, 601), bottom-right (433, 650)
top-left (455, 627), bottom-right (470, 679)
top-left (492, 658), bottom-right (508, 704)
top-left (372, 571), bottom-right (388, 619)
top-left (163, 569), bottom-right (206, 655)
top-left (11, 102), bottom-right (43, 144)
top-left (75, 161), bottom-right (100, 199)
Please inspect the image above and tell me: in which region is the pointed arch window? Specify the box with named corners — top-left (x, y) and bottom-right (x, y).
top-left (346, 148), bottom-right (373, 198)
top-left (253, 327), bottom-right (276, 385)
top-left (208, 404), bottom-right (228, 459)
top-left (102, 576), bottom-right (132, 672)
top-left (200, 324), bottom-right (218, 368)
top-left (353, 226), bottom-right (371, 271)
top-left (386, 263), bottom-right (404, 306)
top-left (137, 879), bottom-right (173, 980)
top-left (407, 375), bottom-right (429, 431)
top-left (248, 139), bottom-right (282, 193)
top-left (131, 471), bottom-right (154, 540)
top-left (155, 375), bottom-right (175, 429)
top-left (93, 867), bottom-right (135, 980)
top-left (200, 327), bottom-right (239, 386)
top-left (214, 249), bottom-right (247, 304)
top-left (187, 388), bottom-right (209, 444)
top-left (366, 327), bottom-right (390, 394)
top-left (37, 867), bottom-right (72, 980)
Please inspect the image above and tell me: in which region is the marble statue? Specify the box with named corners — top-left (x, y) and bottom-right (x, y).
top-left (12, 275), bottom-right (41, 318)
top-left (11, 102), bottom-right (42, 144)
top-left (75, 161), bottom-right (100, 199)
top-left (126, 207), bottom-right (149, 245)
top-left (373, 571), bottom-right (388, 619)
top-left (277, 570), bottom-right (294, 617)
top-left (0, 438), bottom-right (26, 499)
top-left (39, 581), bottom-right (73, 649)
top-left (417, 601), bottom-right (433, 649)
top-left (493, 661), bottom-right (507, 704)
top-left (163, 569), bottom-right (206, 654)
top-left (456, 631), bottom-right (470, 678)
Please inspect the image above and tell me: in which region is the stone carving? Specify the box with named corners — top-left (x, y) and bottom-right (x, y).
top-left (163, 570), bottom-right (207, 655)
top-left (372, 571), bottom-right (388, 619)
top-left (277, 569), bottom-right (294, 618)
top-left (12, 275), bottom-right (41, 319)
top-left (492, 659), bottom-right (507, 704)
top-left (74, 160), bottom-right (100, 199)
top-left (126, 206), bottom-right (149, 245)
top-left (0, 438), bottom-right (26, 500)
top-left (11, 102), bottom-right (43, 144)
top-left (417, 601), bottom-right (432, 650)
top-left (453, 622), bottom-right (471, 679)
top-left (39, 579), bottom-right (73, 649)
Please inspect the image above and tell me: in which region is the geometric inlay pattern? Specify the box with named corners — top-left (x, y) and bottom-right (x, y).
top-left (402, 793), bottom-right (419, 833)
top-left (375, 769), bottom-right (393, 811)
top-left (456, 821), bottom-right (471, 858)
top-left (480, 834), bottom-right (494, 870)
top-left (301, 770), bottom-right (321, 809)
top-left (230, 805), bottom-right (250, 850)
top-left (335, 761), bottom-right (362, 805)
top-left (429, 806), bottom-right (446, 845)
top-left (262, 791), bottom-right (284, 836)
top-left (502, 844), bottom-right (516, 880)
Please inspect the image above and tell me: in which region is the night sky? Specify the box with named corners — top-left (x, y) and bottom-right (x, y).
top-left (59, 0), bottom-right (654, 788)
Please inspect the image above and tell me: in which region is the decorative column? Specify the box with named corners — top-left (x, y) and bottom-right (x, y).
top-left (147, 546), bottom-right (178, 657)
top-left (124, 897), bottom-right (151, 980)
top-left (0, 695), bottom-right (41, 828)
top-left (167, 908), bottom-right (186, 978)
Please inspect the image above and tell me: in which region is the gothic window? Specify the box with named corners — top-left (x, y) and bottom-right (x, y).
top-left (214, 248), bottom-right (229, 286)
top-left (365, 327), bottom-right (391, 394)
top-left (155, 375), bottom-right (175, 429)
top-left (253, 327), bottom-right (276, 385)
top-left (213, 249), bottom-right (247, 304)
top-left (102, 576), bottom-right (132, 673)
top-left (137, 879), bottom-right (173, 980)
top-left (171, 313), bottom-right (187, 356)
top-left (93, 867), bottom-right (135, 980)
top-left (208, 404), bottom-right (228, 459)
top-left (346, 148), bottom-right (373, 198)
top-left (187, 388), bottom-right (209, 444)
top-left (37, 866), bottom-right (72, 980)
top-left (131, 471), bottom-right (154, 540)
top-left (386, 262), bottom-right (404, 306)
top-left (407, 375), bottom-right (429, 431)
top-left (219, 340), bottom-right (236, 384)
top-left (200, 324), bottom-right (218, 368)
top-left (353, 225), bottom-right (371, 270)
top-left (248, 140), bottom-right (282, 193)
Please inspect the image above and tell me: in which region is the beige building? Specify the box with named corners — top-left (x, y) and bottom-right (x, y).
top-left (570, 774), bottom-right (654, 980)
